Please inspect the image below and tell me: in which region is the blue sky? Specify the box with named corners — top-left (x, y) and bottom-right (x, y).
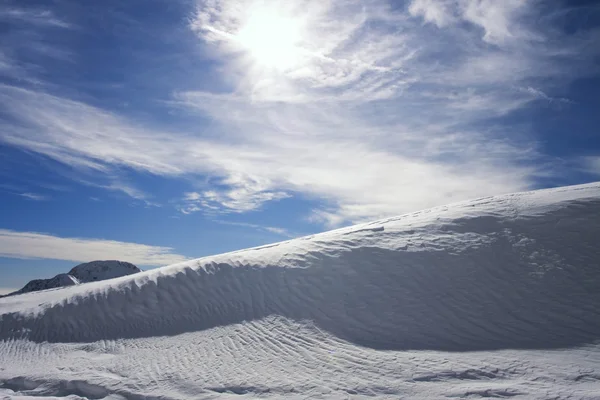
top-left (1, 0), bottom-right (599, 292)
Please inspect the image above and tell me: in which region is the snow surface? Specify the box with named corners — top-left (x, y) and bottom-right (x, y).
top-left (1, 182), bottom-right (600, 399)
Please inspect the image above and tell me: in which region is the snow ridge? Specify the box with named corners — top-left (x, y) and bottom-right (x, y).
top-left (1, 183), bottom-right (599, 352)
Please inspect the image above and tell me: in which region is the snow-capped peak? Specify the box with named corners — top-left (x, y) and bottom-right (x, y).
top-left (68, 260), bottom-right (141, 283)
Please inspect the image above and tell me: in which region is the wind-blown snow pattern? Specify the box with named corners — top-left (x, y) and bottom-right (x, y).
top-left (1, 183), bottom-right (600, 399)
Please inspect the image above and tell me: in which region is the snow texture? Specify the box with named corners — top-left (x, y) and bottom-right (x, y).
top-left (1, 182), bottom-right (600, 399)
top-left (2, 261), bottom-right (141, 298)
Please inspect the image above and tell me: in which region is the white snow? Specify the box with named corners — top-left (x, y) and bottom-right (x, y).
top-left (1, 182), bottom-right (600, 399)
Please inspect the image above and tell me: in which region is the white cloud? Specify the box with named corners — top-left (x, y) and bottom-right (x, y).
top-left (408, 0), bottom-right (530, 45)
top-left (460, 0), bottom-right (529, 45)
top-left (520, 86), bottom-right (573, 105)
top-left (53, 172), bottom-right (160, 206)
top-left (190, 0), bottom-right (412, 102)
top-left (100, 181), bottom-right (161, 207)
top-left (583, 157), bottom-right (600, 176)
top-left (0, 5), bottom-right (73, 82)
top-left (19, 192), bottom-right (48, 201)
top-left (183, 192), bottom-right (202, 201)
top-left (178, 177), bottom-right (289, 215)
top-left (0, 229), bottom-right (188, 266)
top-left (264, 226), bottom-right (291, 236)
top-left (0, 85), bottom-right (186, 175)
top-left (0, 184), bottom-right (50, 201)
top-left (213, 220), bottom-right (294, 238)
top-left (0, 8), bottom-right (71, 29)
top-left (409, 0), bottom-right (456, 28)
top-left (0, 0), bottom-right (597, 226)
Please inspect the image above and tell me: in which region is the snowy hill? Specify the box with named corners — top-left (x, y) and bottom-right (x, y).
top-left (1, 183), bottom-right (600, 399)
top-left (3, 260), bottom-right (140, 297)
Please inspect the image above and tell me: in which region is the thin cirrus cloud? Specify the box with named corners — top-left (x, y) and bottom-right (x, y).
top-left (0, 184), bottom-right (49, 201)
top-left (0, 0), bottom-right (598, 226)
top-left (19, 192), bottom-right (48, 201)
top-left (80, 178), bottom-right (161, 208)
top-left (0, 229), bottom-right (188, 266)
top-left (0, 8), bottom-right (71, 28)
top-left (584, 157), bottom-right (600, 176)
top-left (213, 219), bottom-right (294, 238)
top-left (0, 6), bottom-right (73, 81)
top-left (409, 0), bottom-right (528, 44)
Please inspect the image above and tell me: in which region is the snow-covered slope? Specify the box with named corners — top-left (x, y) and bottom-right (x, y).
top-left (1, 183), bottom-right (600, 399)
top-left (3, 260), bottom-right (141, 298)
top-left (68, 260), bottom-right (141, 283)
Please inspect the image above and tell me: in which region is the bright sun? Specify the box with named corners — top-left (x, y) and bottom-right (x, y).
top-left (236, 8), bottom-right (304, 71)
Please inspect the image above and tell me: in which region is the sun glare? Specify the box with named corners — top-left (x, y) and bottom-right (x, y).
top-left (236, 7), bottom-right (304, 71)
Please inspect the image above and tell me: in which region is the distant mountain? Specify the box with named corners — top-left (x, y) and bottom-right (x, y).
top-left (7, 273), bottom-right (80, 297)
top-left (68, 260), bottom-right (141, 283)
top-left (3, 260), bottom-right (141, 297)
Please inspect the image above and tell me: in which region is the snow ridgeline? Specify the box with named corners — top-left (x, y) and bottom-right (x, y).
top-left (1, 183), bottom-right (600, 351)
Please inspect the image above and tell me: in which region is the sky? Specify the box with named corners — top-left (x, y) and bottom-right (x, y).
top-left (0, 0), bottom-right (599, 293)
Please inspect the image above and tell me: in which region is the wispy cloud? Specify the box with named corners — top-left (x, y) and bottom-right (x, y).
top-left (0, 8), bottom-right (71, 29)
top-left (0, 229), bottom-right (188, 266)
top-left (519, 86), bottom-right (573, 105)
top-left (94, 180), bottom-right (161, 207)
top-left (35, 182), bottom-right (71, 192)
top-left (179, 0), bottom-right (598, 222)
top-left (107, 182), bottom-right (159, 206)
top-left (0, 184), bottom-right (50, 201)
top-left (19, 192), bottom-right (48, 201)
top-left (583, 156), bottom-right (600, 176)
top-left (214, 220), bottom-right (294, 238)
top-left (409, 0), bottom-right (456, 28)
top-left (179, 182), bottom-right (289, 215)
top-left (0, 0), bottom-right (597, 226)
top-left (1, 82), bottom-right (535, 223)
top-left (0, 5), bottom-right (73, 82)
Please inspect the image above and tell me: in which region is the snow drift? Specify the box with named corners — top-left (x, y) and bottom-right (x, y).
top-left (1, 183), bottom-right (599, 352)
